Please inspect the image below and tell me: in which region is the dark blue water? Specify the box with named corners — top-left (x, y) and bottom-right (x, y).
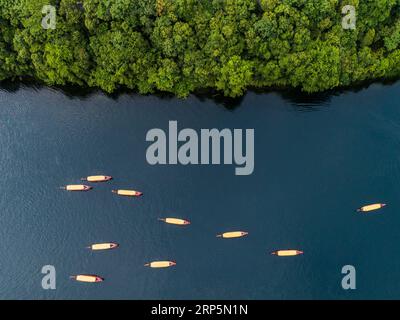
top-left (0, 82), bottom-right (399, 299)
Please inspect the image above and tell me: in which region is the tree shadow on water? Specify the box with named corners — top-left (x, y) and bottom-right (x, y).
top-left (0, 79), bottom-right (35, 93)
top-left (0, 78), bottom-right (96, 100)
top-left (0, 77), bottom-right (398, 111)
top-left (193, 79), bottom-right (399, 112)
top-left (252, 78), bottom-right (400, 113)
top-left (277, 88), bottom-right (336, 112)
top-left (193, 89), bottom-right (245, 111)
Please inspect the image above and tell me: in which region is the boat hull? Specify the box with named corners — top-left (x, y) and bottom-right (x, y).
top-left (357, 203), bottom-right (386, 212)
top-left (71, 275), bottom-right (104, 282)
top-left (85, 175), bottom-right (112, 182)
top-left (90, 243), bottom-right (119, 250)
top-left (112, 189), bottom-right (143, 197)
top-left (65, 185), bottom-right (92, 191)
top-left (271, 250), bottom-right (303, 257)
top-left (145, 261), bottom-right (176, 268)
top-left (218, 231), bottom-right (248, 238)
top-left (160, 218), bottom-right (190, 225)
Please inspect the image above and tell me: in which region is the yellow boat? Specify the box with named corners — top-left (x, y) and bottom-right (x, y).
top-left (158, 218), bottom-right (190, 225)
top-left (145, 261), bottom-right (176, 268)
top-left (62, 185), bottom-right (92, 191)
top-left (82, 175), bottom-right (112, 182)
top-left (70, 274), bottom-right (103, 282)
top-left (271, 249), bottom-right (303, 256)
top-left (217, 231), bottom-right (248, 238)
top-left (88, 243), bottom-right (119, 250)
top-left (112, 189), bottom-right (143, 197)
top-left (357, 203), bottom-right (386, 212)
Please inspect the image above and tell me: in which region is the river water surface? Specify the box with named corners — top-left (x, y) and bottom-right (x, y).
top-left (0, 82), bottom-right (399, 299)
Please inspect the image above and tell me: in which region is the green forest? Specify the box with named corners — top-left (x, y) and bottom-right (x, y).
top-left (0, 0), bottom-right (400, 97)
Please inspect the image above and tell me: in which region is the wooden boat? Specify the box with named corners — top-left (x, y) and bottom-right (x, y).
top-left (158, 218), bottom-right (190, 225)
top-left (216, 231), bottom-right (248, 238)
top-left (88, 243), bottom-right (119, 250)
top-left (70, 275), bottom-right (103, 282)
top-left (61, 185), bottom-right (92, 191)
top-left (144, 261), bottom-right (176, 268)
top-left (357, 203), bottom-right (386, 212)
top-left (271, 250), bottom-right (303, 256)
top-left (81, 175), bottom-right (112, 182)
top-left (112, 189), bottom-right (143, 197)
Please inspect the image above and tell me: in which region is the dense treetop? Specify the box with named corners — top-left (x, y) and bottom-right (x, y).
top-left (0, 0), bottom-right (399, 97)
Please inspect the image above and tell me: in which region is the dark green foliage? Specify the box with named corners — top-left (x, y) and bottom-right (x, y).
top-left (0, 0), bottom-right (399, 97)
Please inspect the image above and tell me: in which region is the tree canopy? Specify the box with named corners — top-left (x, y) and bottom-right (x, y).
top-left (0, 0), bottom-right (399, 97)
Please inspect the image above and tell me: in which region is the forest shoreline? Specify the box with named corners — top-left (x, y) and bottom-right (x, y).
top-left (0, 1), bottom-right (399, 99)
